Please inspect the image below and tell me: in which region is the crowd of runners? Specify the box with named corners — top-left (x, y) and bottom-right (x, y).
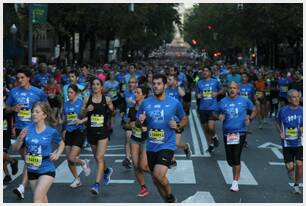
top-left (3, 59), bottom-right (303, 202)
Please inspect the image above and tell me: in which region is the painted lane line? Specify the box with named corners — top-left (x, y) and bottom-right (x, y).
top-left (189, 113), bottom-right (202, 156)
top-left (271, 148), bottom-right (283, 159)
top-left (110, 180), bottom-right (135, 184)
top-left (192, 109), bottom-right (211, 157)
top-left (217, 160), bottom-right (258, 185)
top-left (258, 142), bottom-right (282, 149)
top-left (182, 191), bottom-right (215, 203)
top-left (269, 162), bottom-right (285, 166)
top-left (54, 160), bottom-right (83, 183)
top-left (167, 160), bottom-right (196, 184)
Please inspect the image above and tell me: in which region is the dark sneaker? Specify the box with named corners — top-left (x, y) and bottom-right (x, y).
top-left (13, 184), bottom-right (24, 199)
top-left (184, 143), bottom-right (192, 159)
top-left (122, 158), bottom-right (132, 169)
top-left (10, 159), bottom-right (18, 175)
top-left (206, 145), bottom-right (215, 153)
top-left (166, 194), bottom-right (177, 203)
top-left (3, 175), bottom-right (12, 185)
top-left (90, 183), bottom-right (100, 195)
top-left (102, 167), bottom-right (113, 185)
top-left (170, 160), bottom-right (177, 169)
top-left (212, 136), bottom-right (220, 147)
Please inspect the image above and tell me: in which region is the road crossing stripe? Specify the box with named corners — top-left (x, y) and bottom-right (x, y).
top-left (110, 180), bottom-right (135, 184)
top-left (189, 113), bottom-right (202, 156)
top-left (3, 160), bottom-right (25, 190)
top-left (217, 160), bottom-right (258, 185)
top-left (269, 162), bottom-right (285, 166)
top-left (182, 191), bottom-right (215, 203)
top-left (10, 154), bottom-right (207, 158)
top-left (167, 160), bottom-right (196, 184)
top-left (192, 109), bottom-right (211, 157)
top-left (53, 160), bottom-right (83, 183)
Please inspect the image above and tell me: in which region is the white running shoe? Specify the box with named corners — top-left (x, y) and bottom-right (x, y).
top-left (230, 180), bottom-right (239, 192)
top-left (13, 184), bottom-right (25, 199)
top-left (82, 159), bottom-right (91, 176)
top-left (292, 185), bottom-right (302, 194)
top-left (70, 178), bottom-right (82, 188)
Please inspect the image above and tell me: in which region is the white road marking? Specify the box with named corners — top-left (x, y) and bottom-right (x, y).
top-left (258, 142), bottom-right (282, 149)
top-left (54, 160), bottom-right (83, 183)
top-left (182, 191), bottom-right (215, 203)
top-left (192, 109), bottom-right (211, 157)
top-left (271, 148), bottom-right (283, 159)
top-left (3, 160), bottom-right (25, 190)
top-left (10, 154), bottom-right (207, 158)
top-left (189, 113), bottom-right (202, 155)
top-left (269, 162), bottom-right (285, 166)
top-left (217, 160), bottom-right (258, 185)
top-left (110, 180), bottom-right (135, 184)
top-left (167, 160), bottom-right (196, 184)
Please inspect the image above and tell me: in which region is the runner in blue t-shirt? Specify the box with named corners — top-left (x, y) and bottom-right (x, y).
top-left (196, 66), bottom-right (224, 153)
top-left (278, 75), bottom-right (293, 106)
top-left (62, 84), bottom-right (91, 188)
top-left (217, 81), bottom-right (256, 192)
top-left (31, 63), bottom-right (51, 89)
top-left (62, 70), bottom-right (87, 102)
top-left (6, 66), bottom-right (47, 200)
top-left (137, 74), bottom-right (188, 203)
top-left (276, 89), bottom-right (303, 194)
top-left (13, 102), bottom-right (65, 203)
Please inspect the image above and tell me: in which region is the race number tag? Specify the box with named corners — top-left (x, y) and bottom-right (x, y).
top-left (132, 127), bottom-right (142, 138)
top-left (241, 92), bottom-right (248, 99)
top-left (90, 114), bottom-right (104, 127)
top-left (285, 128), bottom-right (298, 140)
top-left (226, 133), bottom-right (240, 145)
top-left (149, 129), bottom-right (165, 144)
top-left (67, 112), bottom-right (77, 125)
top-left (203, 90), bottom-right (212, 99)
top-left (3, 119), bottom-right (7, 131)
top-left (280, 86), bottom-right (288, 93)
top-left (26, 154), bottom-right (42, 169)
top-left (256, 91), bottom-right (263, 98)
top-left (18, 109), bottom-right (31, 122)
top-left (109, 90), bottom-right (117, 98)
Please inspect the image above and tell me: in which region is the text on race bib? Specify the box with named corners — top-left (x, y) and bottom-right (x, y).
top-left (226, 133), bottom-right (240, 145)
top-left (90, 114), bottom-right (104, 127)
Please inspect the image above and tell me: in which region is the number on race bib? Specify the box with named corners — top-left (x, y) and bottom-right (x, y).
top-left (226, 133), bottom-right (240, 145)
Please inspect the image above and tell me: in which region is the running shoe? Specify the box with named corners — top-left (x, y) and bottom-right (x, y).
top-left (170, 160), bottom-right (177, 168)
top-left (3, 175), bottom-right (12, 185)
top-left (166, 194), bottom-right (177, 203)
top-left (70, 178), bottom-right (82, 188)
top-left (122, 158), bottom-right (132, 169)
top-left (90, 183), bottom-right (100, 195)
top-left (137, 186), bottom-right (149, 197)
top-left (184, 143), bottom-right (192, 159)
top-left (13, 184), bottom-right (24, 199)
top-left (206, 145), bottom-right (215, 153)
top-left (292, 185), bottom-right (302, 194)
top-left (102, 167), bottom-right (113, 185)
top-left (230, 180), bottom-right (239, 192)
top-left (212, 135), bottom-right (220, 147)
top-left (10, 159), bottom-right (18, 175)
top-left (82, 159), bottom-right (91, 176)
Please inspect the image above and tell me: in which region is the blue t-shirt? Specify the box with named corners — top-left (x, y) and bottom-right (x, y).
top-left (277, 105), bottom-right (303, 148)
top-left (25, 123), bottom-right (62, 173)
top-left (166, 87), bottom-right (182, 102)
top-left (104, 80), bottom-right (120, 101)
top-left (196, 78), bottom-right (222, 110)
top-left (77, 74), bottom-right (87, 87)
top-left (6, 86), bottom-right (47, 129)
top-left (137, 96), bottom-right (186, 152)
top-left (63, 98), bottom-right (85, 132)
top-left (32, 73), bottom-right (51, 87)
top-left (124, 89), bottom-right (136, 109)
top-left (217, 96), bottom-right (254, 134)
top-left (61, 74), bottom-right (69, 85)
top-left (178, 72), bottom-right (187, 88)
top-left (63, 83), bottom-right (86, 102)
top-left (225, 74), bottom-right (241, 84)
top-left (239, 83), bottom-right (255, 101)
top-left (278, 78), bottom-right (293, 98)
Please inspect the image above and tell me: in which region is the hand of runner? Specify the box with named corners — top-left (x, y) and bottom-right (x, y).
top-left (18, 128), bottom-right (28, 140)
top-left (50, 151), bottom-right (60, 161)
top-left (280, 132), bottom-right (285, 139)
top-left (14, 104), bottom-right (21, 112)
top-left (219, 114), bottom-right (225, 121)
top-left (87, 104), bottom-right (94, 112)
top-left (139, 111), bottom-right (146, 124)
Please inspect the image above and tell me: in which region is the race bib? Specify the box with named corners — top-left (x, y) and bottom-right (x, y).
top-left (149, 129), bottom-right (165, 144)
top-left (265, 91), bottom-right (270, 96)
top-left (280, 86), bottom-right (288, 93)
top-left (90, 114), bottom-right (104, 127)
top-left (66, 112), bottom-right (77, 125)
top-left (109, 90), bottom-right (118, 98)
top-left (285, 128), bottom-right (298, 140)
top-left (241, 92), bottom-right (249, 99)
top-left (256, 91), bottom-right (263, 98)
top-left (272, 98), bottom-right (278, 104)
top-left (3, 119), bottom-right (7, 131)
top-left (26, 154), bottom-right (42, 169)
top-left (132, 127), bottom-right (142, 138)
top-left (226, 133), bottom-right (240, 145)
top-left (122, 84), bottom-right (126, 91)
top-left (203, 90), bottom-right (212, 99)
top-left (17, 109), bottom-right (31, 122)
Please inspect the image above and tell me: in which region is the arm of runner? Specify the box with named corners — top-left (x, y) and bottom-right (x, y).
top-left (13, 128), bottom-right (28, 151)
top-left (50, 140), bottom-right (65, 161)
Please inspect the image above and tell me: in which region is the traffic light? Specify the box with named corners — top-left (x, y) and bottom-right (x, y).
top-left (192, 39), bottom-right (197, 45)
top-left (213, 52), bottom-right (221, 57)
top-left (251, 53), bottom-right (256, 58)
top-left (208, 25), bottom-right (213, 31)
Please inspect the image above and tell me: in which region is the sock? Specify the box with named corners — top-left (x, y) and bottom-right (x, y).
top-left (141, 184), bottom-right (146, 188)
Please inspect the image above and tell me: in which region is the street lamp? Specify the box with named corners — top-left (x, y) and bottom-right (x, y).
top-left (10, 24), bottom-right (18, 34)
